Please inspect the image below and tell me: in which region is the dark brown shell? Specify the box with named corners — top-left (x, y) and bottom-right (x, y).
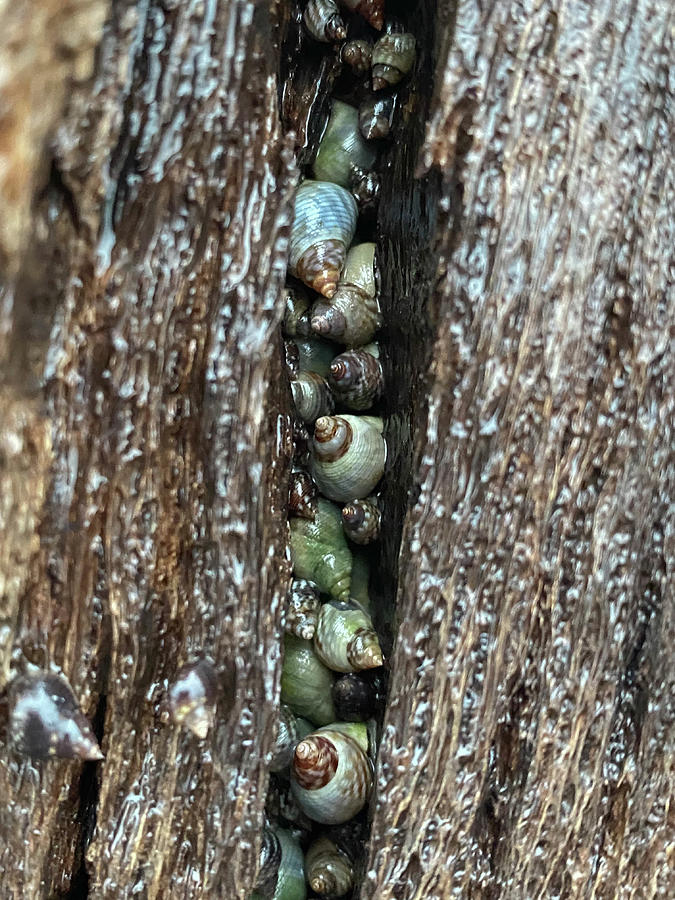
top-left (340, 0), bottom-right (384, 30)
top-left (341, 39), bottom-right (372, 75)
top-left (328, 348), bottom-right (384, 410)
top-left (284, 286), bottom-right (313, 338)
top-left (350, 166), bottom-right (381, 211)
top-left (254, 824), bottom-right (282, 896)
top-left (332, 670), bottom-right (385, 721)
top-left (341, 497), bottom-right (381, 543)
top-left (304, 0), bottom-right (347, 43)
top-left (289, 469), bottom-right (318, 520)
top-left (359, 94), bottom-right (396, 141)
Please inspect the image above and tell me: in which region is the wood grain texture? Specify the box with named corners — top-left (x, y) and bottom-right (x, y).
top-left (0, 2), bottom-right (296, 897)
top-left (365, 1), bottom-right (675, 897)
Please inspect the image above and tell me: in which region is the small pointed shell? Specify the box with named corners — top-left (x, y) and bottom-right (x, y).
top-left (372, 32), bottom-right (416, 90)
top-left (340, 0), bottom-right (384, 30)
top-left (304, 0), bottom-right (347, 42)
top-left (359, 94), bottom-right (396, 140)
top-left (291, 371), bottom-right (335, 423)
top-left (8, 671), bottom-right (103, 761)
top-left (169, 659), bottom-right (218, 740)
top-left (286, 578), bottom-right (322, 640)
top-left (341, 497), bottom-right (381, 543)
top-left (313, 101), bottom-right (377, 189)
top-left (290, 181), bottom-right (358, 298)
top-left (290, 497), bottom-right (353, 600)
top-left (328, 349), bottom-right (383, 410)
top-left (282, 634), bottom-right (336, 726)
top-left (341, 39), bottom-right (372, 75)
top-left (310, 414), bottom-right (386, 502)
top-left (306, 836), bottom-right (354, 898)
top-left (314, 599), bottom-right (383, 672)
top-left (311, 243), bottom-right (382, 346)
top-left (289, 470), bottom-right (318, 521)
top-left (290, 727), bottom-right (373, 824)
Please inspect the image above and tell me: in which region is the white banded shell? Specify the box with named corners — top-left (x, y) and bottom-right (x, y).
top-left (310, 414), bottom-right (386, 502)
top-left (313, 101), bottom-right (377, 190)
top-left (310, 243), bottom-right (382, 346)
top-left (304, 0), bottom-right (346, 42)
top-left (291, 371), bottom-right (335, 423)
top-left (289, 181), bottom-right (358, 299)
top-left (314, 599), bottom-right (383, 672)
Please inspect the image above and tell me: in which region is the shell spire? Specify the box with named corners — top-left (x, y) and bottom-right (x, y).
top-left (306, 835), bottom-right (355, 897)
top-left (8, 671), bottom-right (103, 761)
top-left (304, 0), bottom-right (347, 42)
top-left (341, 497), bottom-right (381, 543)
top-left (328, 348), bottom-right (383, 410)
top-left (314, 599), bottom-right (383, 672)
top-left (310, 414), bottom-right (386, 503)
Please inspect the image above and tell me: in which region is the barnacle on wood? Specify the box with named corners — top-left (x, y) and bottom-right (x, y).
top-left (169, 659), bottom-right (218, 740)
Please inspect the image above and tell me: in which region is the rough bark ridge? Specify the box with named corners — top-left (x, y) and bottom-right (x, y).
top-left (365, 1), bottom-right (675, 897)
top-left (0, 2), bottom-right (295, 897)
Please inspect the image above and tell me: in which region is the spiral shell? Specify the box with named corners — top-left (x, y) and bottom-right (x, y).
top-left (315, 599), bottom-right (383, 672)
top-left (291, 372), bottom-right (335, 424)
top-left (310, 242), bottom-right (382, 346)
top-left (290, 725), bottom-right (372, 824)
top-left (310, 414), bottom-right (386, 502)
top-left (332, 670), bottom-right (384, 722)
top-left (254, 824), bottom-right (282, 897)
top-left (295, 337), bottom-right (336, 378)
top-left (328, 348), bottom-right (383, 410)
top-left (270, 703), bottom-right (300, 773)
top-left (253, 828), bottom-right (307, 900)
top-left (284, 286), bottom-right (312, 338)
top-left (169, 659), bottom-right (219, 740)
top-left (341, 497), bottom-right (381, 543)
top-left (290, 181), bottom-right (358, 298)
top-left (285, 578), bottom-right (322, 640)
top-left (288, 470), bottom-right (318, 521)
top-left (350, 167), bottom-right (380, 211)
top-left (8, 671), bottom-right (103, 761)
top-left (340, 0), bottom-right (384, 30)
top-left (282, 634), bottom-right (336, 726)
top-left (304, 0), bottom-right (346, 42)
top-left (290, 497), bottom-right (353, 600)
top-left (372, 32), bottom-right (416, 90)
top-left (306, 836), bottom-right (355, 898)
top-left (313, 101), bottom-right (377, 190)
top-left (359, 93), bottom-right (396, 140)
top-left (341, 39), bottom-right (372, 75)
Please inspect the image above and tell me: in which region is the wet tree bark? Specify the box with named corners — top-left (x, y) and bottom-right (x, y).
top-left (0, 1), bottom-right (673, 900)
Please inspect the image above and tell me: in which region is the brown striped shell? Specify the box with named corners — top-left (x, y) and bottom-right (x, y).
top-left (311, 242), bottom-right (382, 346)
top-left (314, 599), bottom-right (383, 672)
top-left (310, 414), bottom-right (386, 502)
top-left (288, 470), bottom-right (318, 520)
top-left (290, 726), bottom-right (373, 824)
top-left (340, 0), bottom-right (384, 30)
top-left (341, 497), bottom-right (381, 543)
top-left (328, 348), bottom-right (383, 410)
top-left (304, 0), bottom-right (347, 42)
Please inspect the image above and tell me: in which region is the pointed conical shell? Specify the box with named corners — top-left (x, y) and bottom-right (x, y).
top-left (340, 0), bottom-right (384, 30)
top-left (310, 415), bottom-right (386, 502)
top-left (8, 672), bottom-right (103, 760)
top-left (306, 836), bottom-right (354, 898)
top-left (290, 727), bottom-right (372, 824)
top-left (313, 101), bottom-right (377, 189)
top-left (304, 0), bottom-right (347, 42)
top-left (295, 337), bottom-right (336, 378)
top-left (315, 600), bottom-right (383, 672)
top-left (290, 181), bottom-right (358, 298)
top-left (290, 497), bottom-right (353, 600)
top-left (310, 243), bottom-right (382, 346)
top-left (169, 659), bottom-right (219, 740)
top-left (359, 94), bottom-right (396, 140)
top-left (372, 32), bottom-right (416, 90)
top-left (341, 497), bottom-right (381, 543)
top-left (289, 470), bottom-right (318, 521)
top-left (281, 634), bottom-right (336, 726)
top-left (341, 39), bottom-right (372, 75)
top-left (328, 349), bottom-right (383, 410)
top-left (291, 372), bottom-right (335, 423)
top-left (285, 578), bottom-right (322, 640)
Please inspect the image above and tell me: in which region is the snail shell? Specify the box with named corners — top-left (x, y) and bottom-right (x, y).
top-left (314, 599), bottom-right (383, 672)
top-left (285, 339), bottom-right (300, 376)
top-left (350, 549), bottom-right (371, 612)
top-left (310, 414), bottom-right (386, 502)
top-left (261, 828), bottom-right (307, 900)
top-left (372, 32), bottom-right (416, 90)
top-left (270, 703), bottom-right (300, 773)
top-left (281, 634), bottom-right (336, 726)
top-left (289, 180), bottom-right (358, 299)
top-left (328, 348), bottom-right (383, 410)
top-left (340, 39), bottom-right (372, 75)
top-left (254, 824), bottom-right (282, 897)
top-left (339, 0), bottom-right (384, 30)
top-left (359, 93), bottom-right (396, 140)
top-left (303, 0), bottom-right (346, 42)
top-left (341, 497), bottom-right (381, 543)
top-left (169, 659), bottom-right (218, 740)
top-left (313, 101), bottom-right (377, 190)
top-left (288, 470), bottom-right (318, 521)
top-left (332, 670), bottom-right (384, 722)
top-left (8, 671), bottom-right (104, 761)
top-left (290, 725), bottom-right (372, 824)
top-left (284, 286), bottom-right (312, 338)
top-left (291, 371), bottom-right (335, 424)
top-left (310, 242), bottom-right (382, 346)
top-left (293, 419), bottom-right (312, 467)
top-left (290, 497), bottom-right (353, 600)
top-left (285, 578), bottom-right (322, 640)
top-left (295, 337), bottom-right (336, 378)
top-left (306, 836), bottom-right (354, 898)
top-left (350, 166), bottom-right (380, 211)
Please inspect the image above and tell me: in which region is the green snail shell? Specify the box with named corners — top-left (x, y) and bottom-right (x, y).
top-left (290, 497), bottom-right (352, 600)
top-left (289, 180), bottom-right (358, 299)
top-left (314, 600), bottom-right (383, 672)
top-left (281, 634), bottom-right (336, 726)
top-left (310, 415), bottom-right (386, 503)
top-left (303, 0), bottom-right (346, 43)
top-left (328, 348), bottom-right (384, 411)
top-left (254, 828), bottom-right (306, 900)
top-left (295, 337), bottom-right (336, 378)
top-left (285, 578), bottom-right (321, 640)
top-left (350, 549), bottom-right (371, 613)
top-left (372, 32), bottom-right (417, 90)
top-left (310, 243), bottom-right (382, 346)
top-left (290, 726), bottom-right (373, 825)
top-left (341, 497), bottom-right (381, 543)
top-left (291, 372), bottom-right (335, 423)
top-left (313, 101), bottom-right (377, 190)
top-left (305, 836), bottom-right (354, 898)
